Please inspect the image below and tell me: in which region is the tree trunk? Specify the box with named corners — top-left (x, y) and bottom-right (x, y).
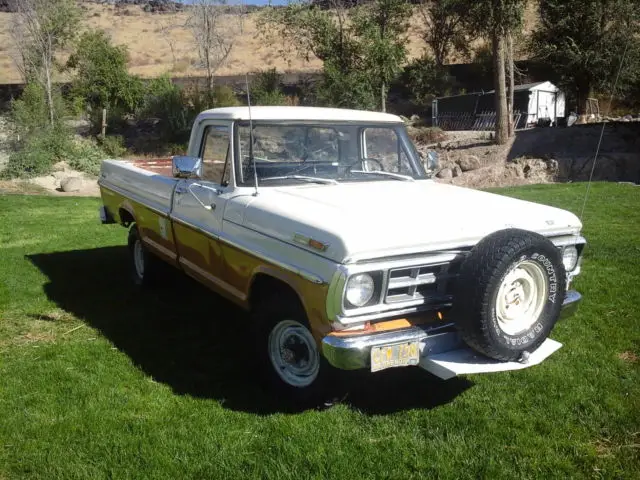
top-left (576, 81), bottom-right (591, 116)
top-left (506, 32), bottom-right (514, 137)
top-left (381, 81), bottom-right (386, 112)
top-left (492, 32), bottom-right (509, 145)
top-left (44, 51), bottom-right (54, 126)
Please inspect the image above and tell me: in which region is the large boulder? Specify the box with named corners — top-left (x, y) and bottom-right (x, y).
top-left (60, 177), bottom-right (83, 193)
top-left (457, 155), bottom-right (482, 172)
top-left (436, 168), bottom-right (453, 179)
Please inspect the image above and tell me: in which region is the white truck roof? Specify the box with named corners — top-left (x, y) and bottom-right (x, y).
top-left (196, 106), bottom-right (403, 123)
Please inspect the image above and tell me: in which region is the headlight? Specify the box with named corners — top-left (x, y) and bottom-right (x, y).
top-left (345, 273), bottom-right (375, 307)
top-left (562, 246), bottom-right (579, 271)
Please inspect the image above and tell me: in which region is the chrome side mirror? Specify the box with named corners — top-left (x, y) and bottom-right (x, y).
top-left (424, 150), bottom-right (439, 171)
top-left (172, 156), bottom-right (202, 179)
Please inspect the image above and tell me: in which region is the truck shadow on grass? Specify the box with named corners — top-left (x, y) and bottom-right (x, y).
top-left (28, 247), bottom-right (472, 415)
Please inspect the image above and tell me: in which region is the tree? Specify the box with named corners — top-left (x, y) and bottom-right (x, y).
top-left (353, 0), bottom-right (410, 111)
top-left (67, 31), bottom-right (144, 116)
top-left (10, 0), bottom-right (81, 125)
top-left (189, 0), bottom-right (244, 97)
top-left (531, 0), bottom-right (640, 115)
top-left (259, 0), bottom-right (408, 111)
top-left (461, 0), bottom-right (525, 144)
top-left (418, 0), bottom-right (472, 67)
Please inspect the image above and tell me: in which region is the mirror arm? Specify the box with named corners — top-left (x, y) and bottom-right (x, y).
top-left (185, 183), bottom-right (222, 211)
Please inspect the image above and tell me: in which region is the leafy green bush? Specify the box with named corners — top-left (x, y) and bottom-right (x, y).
top-left (67, 31), bottom-right (144, 131)
top-left (209, 84), bottom-right (240, 108)
top-left (140, 76), bottom-right (197, 145)
top-left (96, 135), bottom-right (127, 158)
top-left (251, 69), bottom-right (287, 106)
top-left (317, 61), bottom-right (376, 110)
top-left (10, 83), bottom-right (67, 137)
top-left (66, 137), bottom-right (109, 176)
top-left (399, 56), bottom-right (458, 106)
top-left (3, 126), bottom-right (75, 178)
top-left (139, 78), bottom-right (239, 147)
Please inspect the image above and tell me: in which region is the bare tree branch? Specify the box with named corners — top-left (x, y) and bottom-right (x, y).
top-left (188, 0), bottom-right (244, 94)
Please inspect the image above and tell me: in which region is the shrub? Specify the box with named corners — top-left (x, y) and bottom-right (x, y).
top-left (140, 76), bottom-right (197, 145)
top-left (317, 62), bottom-right (377, 110)
top-left (409, 127), bottom-right (447, 145)
top-left (96, 135), bottom-right (127, 158)
top-left (3, 125), bottom-right (75, 178)
top-left (251, 69), bottom-right (287, 106)
top-left (399, 56), bottom-right (458, 107)
top-left (67, 31), bottom-right (145, 129)
top-left (139, 78), bottom-right (239, 147)
top-left (10, 83), bottom-right (67, 137)
top-left (209, 84), bottom-right (239, 108)
top-left (66, 137), bottom-right (109, 176)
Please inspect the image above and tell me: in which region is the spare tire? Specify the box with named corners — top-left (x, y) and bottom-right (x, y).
top-left (451, 229), bottom-right (566, 361)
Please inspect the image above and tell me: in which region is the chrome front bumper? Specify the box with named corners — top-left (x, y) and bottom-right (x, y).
top-left (322, 290), bottom-right (582, 371)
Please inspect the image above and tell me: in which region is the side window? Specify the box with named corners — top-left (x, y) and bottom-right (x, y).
top-left (200, 125), bottom-right (231, 185)
top-left (362, 128), bottom-right (412, 174)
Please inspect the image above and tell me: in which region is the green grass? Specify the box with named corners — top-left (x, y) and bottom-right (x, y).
top-left (1, 183), bottom-right (639, 479)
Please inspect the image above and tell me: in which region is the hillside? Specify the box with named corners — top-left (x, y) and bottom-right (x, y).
top-left (0, 1), bottom-right (539, 85)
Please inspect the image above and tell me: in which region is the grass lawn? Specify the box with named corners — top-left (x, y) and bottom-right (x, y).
top-left (0, 183), bottom-right (638, 479)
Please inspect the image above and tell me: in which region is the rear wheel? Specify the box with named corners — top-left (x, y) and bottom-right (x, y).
top-left (127, 225), bottom-right (162, 287)
top-left (451, 229), bottom-right (566, 361)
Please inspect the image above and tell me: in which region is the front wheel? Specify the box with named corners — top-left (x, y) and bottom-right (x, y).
top-left (253, 295), bottom-right (335, 405)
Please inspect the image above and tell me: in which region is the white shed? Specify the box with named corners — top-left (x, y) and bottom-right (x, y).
top-left (515, 81), bottom-right (566, 127)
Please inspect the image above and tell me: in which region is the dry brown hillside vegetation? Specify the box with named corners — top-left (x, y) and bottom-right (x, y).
top-left (0, 1), bottom-right (540, 84)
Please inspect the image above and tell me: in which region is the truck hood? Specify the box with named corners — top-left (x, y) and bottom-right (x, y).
top-left (239, 180), bottom-right (582, 263)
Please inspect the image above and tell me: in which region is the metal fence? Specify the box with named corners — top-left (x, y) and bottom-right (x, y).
top-left (435, 111), bottom-right (522, 131)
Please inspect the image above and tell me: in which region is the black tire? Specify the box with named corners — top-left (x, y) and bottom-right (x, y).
top-left (127, 225), bottom-right (162, 287)
top-left (252, 292), bottom-right (336, 406)
top-left (451, 229), bottom-right (566, 361)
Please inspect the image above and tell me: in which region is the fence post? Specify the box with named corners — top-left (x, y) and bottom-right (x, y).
top-left (101, 108), bottom-right (107, 138)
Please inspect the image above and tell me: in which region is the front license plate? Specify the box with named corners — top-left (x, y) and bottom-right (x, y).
top-left (371, 342), bottom-right (420, 372)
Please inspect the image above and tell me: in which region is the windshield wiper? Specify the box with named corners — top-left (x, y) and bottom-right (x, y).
top-left (260, 175), bottom-right (338, 185)
top-left (350, 170), bottom-right (415, 182)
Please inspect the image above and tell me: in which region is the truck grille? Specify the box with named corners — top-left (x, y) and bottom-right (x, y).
top-left (385, 262), bottom-right (459, 304)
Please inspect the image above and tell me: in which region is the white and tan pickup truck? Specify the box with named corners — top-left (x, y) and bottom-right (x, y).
top-left (99, 106), bottom-right (584, 400)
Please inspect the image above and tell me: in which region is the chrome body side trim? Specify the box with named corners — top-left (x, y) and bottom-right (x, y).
top-left (170, 215), bottom-right (327, 285)
top-left (322, 290), bottom-right (582, 370)
top-left (142, 237), bottom-right (177, 261)
top-left (180, 257), bottom-right (247, 301)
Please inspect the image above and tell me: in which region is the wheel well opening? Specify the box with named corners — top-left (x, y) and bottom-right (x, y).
top-left (249, 274), bottom-right (303, 311)
top-left (119, 208), bottom-right (135, 227)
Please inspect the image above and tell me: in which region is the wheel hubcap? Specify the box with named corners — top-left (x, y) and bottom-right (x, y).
top-left (133, 240), bottom-right (145, 278)
top-left (496, 260), bottom-right (548, 335)
top-left (268, 320), bottom-right (319, 388)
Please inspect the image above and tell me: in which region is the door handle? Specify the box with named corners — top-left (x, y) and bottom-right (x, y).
top-left (175, 186), bottom-right (187, 194)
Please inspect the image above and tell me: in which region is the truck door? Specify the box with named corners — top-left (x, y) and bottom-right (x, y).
top-left (171, 122), bottom-right (234, 288)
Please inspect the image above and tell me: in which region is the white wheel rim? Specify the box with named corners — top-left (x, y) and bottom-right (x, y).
top-left (133, 240), bottom-right (145, 278)
top-left (496, 260), bottom-right (548, 336)
top-left (268, 320), bottom-right (320, 388)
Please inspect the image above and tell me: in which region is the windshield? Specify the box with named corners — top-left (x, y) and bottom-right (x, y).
top-left (235, 122), bottom-right (427, 186)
